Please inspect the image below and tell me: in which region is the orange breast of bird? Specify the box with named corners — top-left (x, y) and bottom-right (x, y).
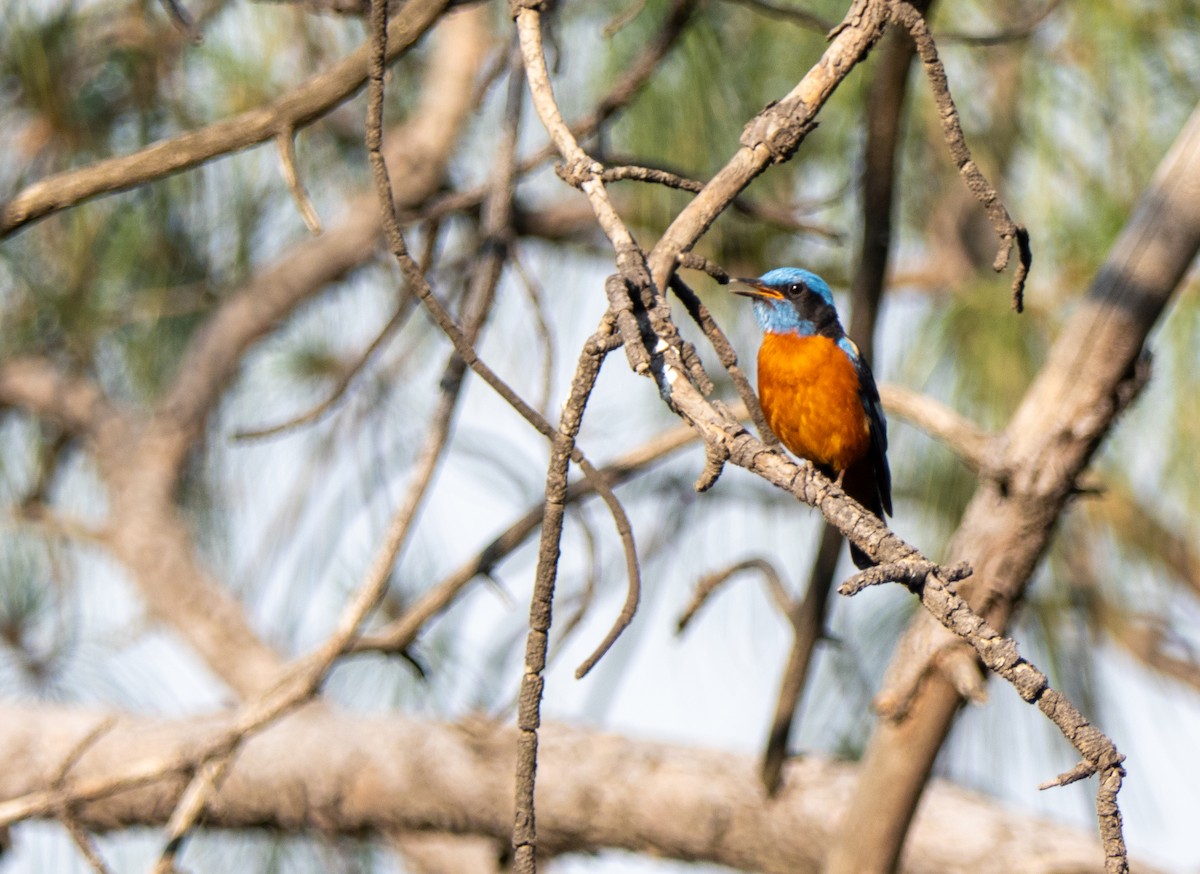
top-left (757, 332), bottom-right (871, 473)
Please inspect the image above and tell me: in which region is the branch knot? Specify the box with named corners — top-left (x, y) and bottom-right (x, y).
top-left (509, 0), bottom-right (551, 17)
top-left (739, 100), bottom-right (816, 165)
top-left (555, 157), bottom-right (604, 189)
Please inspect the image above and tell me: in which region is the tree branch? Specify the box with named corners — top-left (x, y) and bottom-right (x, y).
top-left (0, 0), bottom-right (453, 238)
top-left (0, 704), bottom-right (1161, 874)
top-left (828, 96), bottom-right (1200, 874)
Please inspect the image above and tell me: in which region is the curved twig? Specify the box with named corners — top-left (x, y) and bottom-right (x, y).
top-left (889, 0), bottom-right (1031, 310)
top-left (275, 127), bottom-right (323, 234)
top-left (676, 557), bottom-right (792, 633)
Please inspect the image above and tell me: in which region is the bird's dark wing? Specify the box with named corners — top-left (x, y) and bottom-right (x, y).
top-left (853, 354), bottom-right (892, 518)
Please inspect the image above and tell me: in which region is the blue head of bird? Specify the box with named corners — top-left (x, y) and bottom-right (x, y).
top-left (732, 267), bottom-right (844, 339)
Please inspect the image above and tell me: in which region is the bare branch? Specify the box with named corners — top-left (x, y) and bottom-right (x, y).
top-left (831, 96), bottom-right (1200, 874)
top-left (275, 128), bottom-right (323, 234)
top-left (761, 522), bottom-right (843, 795)
top-left (676, 557), bottom-right (792, 633)
top-left (0, 0), bottom-right (453, 238)
top-left (0, 704), bottom-right (1157, 874)
top-left (879, 383), bottom-right (993, 471)
top-left (513, 318), bottom-right (616, 870)
top-left (890, 0), bottom-right (1031, 310)
top-left (159, 3), bottom-right (486, 459)
top-left (232, 289), bottom-right (417, 440)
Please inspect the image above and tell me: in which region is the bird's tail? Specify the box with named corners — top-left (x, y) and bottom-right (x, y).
top-left (840, 462), bottom-right (887, 570)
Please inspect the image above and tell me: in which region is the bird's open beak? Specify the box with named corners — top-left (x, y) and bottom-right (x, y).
top-left (729, 278), bottom-right (784, 301)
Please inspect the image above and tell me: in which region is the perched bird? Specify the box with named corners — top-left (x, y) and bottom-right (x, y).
top-left (732, 267), bottom-right (891, 569)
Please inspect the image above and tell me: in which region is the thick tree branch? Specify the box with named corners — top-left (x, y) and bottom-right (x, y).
top-left (0, 704), bottom-right (1159, 874)
top-left (828, 98), bottom-right (1200, 874)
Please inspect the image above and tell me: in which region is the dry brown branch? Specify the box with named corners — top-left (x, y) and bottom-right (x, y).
top-left (572, 457), bottom-right (641, 679)
top-left (52, 717), bottom-right (117, 874)
top-left (890, 0), bottom-right (1031, 310)
top-left (0, 704), bottom-right (1160, 874)
top-left (840, 559), bottom-right (1127, 870)
top-left (828, 98), bottom-right (1200, 874)
top-left (511, 318), bottom-right (621, 869)
top-left (595, 162), bottom-right (843, 239)
top-left (879, 383), bottom-right (992, 470)
top-left (0, 0), bottom-right (452, 238)
top-left (761, 522), bottom-right (844, 795)
top-left (275, 128), bottom-right (323, 234)
top-left (603, 163), bottom-right (703, 191)
top-left (675, 558), bottom-right (791, 633)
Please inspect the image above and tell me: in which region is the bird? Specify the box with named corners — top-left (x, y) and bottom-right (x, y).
top-left (731, 267), bottom-right (891, 569)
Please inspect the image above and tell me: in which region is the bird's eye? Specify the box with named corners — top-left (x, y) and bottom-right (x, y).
top-left (787, 282), bottom-right (804, 298)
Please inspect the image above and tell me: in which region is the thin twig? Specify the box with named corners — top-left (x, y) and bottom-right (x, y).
top-left (761, 522), bottom-right (843, 795)
top-left (276, 128), bottom-right (323, 234)
top-left (510, 246), bottom-right (557, 417)
top-left (514, 319), bottom-right (616, 873)
top-left (53, 718), bottom-right (118, 874)
top-left (676, 558), bottom-right (791, 633)
top-left (233, 289), bottom-right (417, 440)
top-left (840, 562), bottom-right (1128, 871)
top-left (890, 0), bottom-right (1031, 310)
top-left (548, 505), bottom-right (601, 661)
top-left (668, 274), bottom-right (776, 447)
